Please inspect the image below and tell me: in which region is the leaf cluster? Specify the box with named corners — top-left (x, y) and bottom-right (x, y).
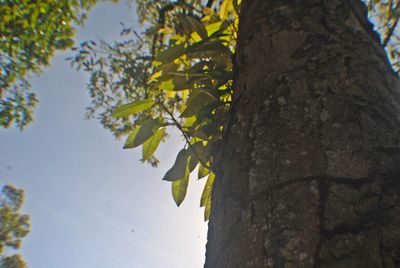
top-left (74, 0), bottom-right (400, 220)
top-left (0, 185), bottom-right (30, 267)
top-left (0, 254), bottom-right (26, 268)
top-left (70, 0), bottom-right (238, 219)
top-left (365, 0), bottom-right (400, 73)
top-left (0, 0), bottom-right (117, 129)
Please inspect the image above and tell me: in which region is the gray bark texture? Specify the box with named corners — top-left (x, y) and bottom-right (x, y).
top-left (205, 0), bottom-right (400, 267)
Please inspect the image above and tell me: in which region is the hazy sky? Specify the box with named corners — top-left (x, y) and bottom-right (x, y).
top-left (0, 2), bottom-right (207, 267)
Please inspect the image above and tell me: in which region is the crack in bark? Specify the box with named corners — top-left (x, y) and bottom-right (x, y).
top-left (379, 227), bottom-right (387, 268)
top-left (251, 175), bottom-right (374, 201)
top-left (313, 181), bottom-right (330, 268)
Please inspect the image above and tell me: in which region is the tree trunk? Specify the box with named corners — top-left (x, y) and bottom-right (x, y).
top-left (205, 0), bottom-right (400, 267)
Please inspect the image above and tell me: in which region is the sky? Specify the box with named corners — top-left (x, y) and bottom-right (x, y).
top-left (0, 2), bottom-right (208, 268)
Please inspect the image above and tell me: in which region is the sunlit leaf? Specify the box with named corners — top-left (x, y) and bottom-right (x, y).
top-left (201, 172), bottom-right (215, 207)
top-left (204, 197), bottom-right (211, 221)
top-left (188, 154), bottom-right (198, 172)
top-left (133, 119), bottom-right (162, 147)
top-left (198, 164), bottom-right (211, 179)
top-left (148, 71), bottom-right (162, 83)
top-left (206, 21), bottom-right (223, 37)
top-left (123, 128), bottom-right (140, 149)
top-left (112, 99), bottom-right (155, 118)
top-left (181, 91), bottom-right (218, 118)
top-left (219, 0), bottom-right (233, 20)
top-left (172, 167), bottom-right (189, 207)
top-left (163, 149), bottom-right (190, 181)
top-left (159, 79), bottom-right (174, 91)
top-left (142, 127), bottom-right (165, 160)
top-left (233, 0), bottom-right (241, 14)
top-left (178, 14), bottom-right (208, 40)
top-left (201, 172), bottom-right (215, 220)
top-left (155, 44), bottom-right (186, 63)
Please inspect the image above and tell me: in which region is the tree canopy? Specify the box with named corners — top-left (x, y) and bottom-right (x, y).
top-left (0, 255), bottom-right (26, 268)
top-left (68, 0), bottom-right (400, 219)
top-left (0, 185), bottom-right (30, 268)
top-left (0, 0), bottom-right (116, 129)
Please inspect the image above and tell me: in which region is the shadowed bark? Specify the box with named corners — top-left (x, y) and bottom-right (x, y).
top-left (205, 0), bottom-right (400, 267)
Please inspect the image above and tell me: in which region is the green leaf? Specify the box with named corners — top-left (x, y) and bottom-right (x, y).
top-left (205, 21), bottom-right (223, 37)
top-left (188, 155), bottom-right (198, 172)
top-left (172, 168), bottom-right (189, 207)
top-left (198, 164), bottom-right (211, 179)
top-left (112, 99), bottom-right (155, 118)
top-left (204, 197), bottom-right (211, 221)
top-left (159, 79), bottom-right (174, 91)
top-left (188, 141), bottom-right (210, 166)
top-left (219, 0), bottom-right (233, 20)
top-left (155, 44), bottom-right (186, 63)
top-left (142, 127), bottom-right (165, 160)
top-left (233, 0), bottom-right (241, 14)
top-left (200, 172), bottom-right (215, 207)
top-left (186, 40), bottom-right (231, 60)
top-left (159, 73), bottom-right (189, 91)
top-left (123, 128), bottom-right (140, 149)
top-left (134, 119), bottom-right (162, 147)
top-left (180, 91), bottom-right (217, 118)
top-left (187, 142), bottom-right (207, 172)
top-left (201, 172), bottom-right (215, 221)
top-left (178, 14), bottom-right (208, 40)
top-left (163, 149), bottom-right (190, 181)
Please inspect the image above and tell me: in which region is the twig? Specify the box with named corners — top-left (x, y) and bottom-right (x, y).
top-left (383, 17), bottom-right (399, 47)
top-left (158, 102), bottom-right (212, 171)
top-left (383, 1), bottom-right (400, 47)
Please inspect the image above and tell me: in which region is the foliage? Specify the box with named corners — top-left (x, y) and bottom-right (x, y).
top-left (71, 0), bottom-right (399, 220)
top-left (0, 185), bottom-right (30, 267)
top-left (70, 0), bottom-right (238, 219)
top-left (0, 254), bottom-right (26, 268)
top-left (0, 0), bottom-right (117, 129)
top-left (365, 0), bottom-right (400, 72)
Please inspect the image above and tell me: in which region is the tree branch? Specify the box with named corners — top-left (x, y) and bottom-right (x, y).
top-left (383, 1), bottom-right (400, 47)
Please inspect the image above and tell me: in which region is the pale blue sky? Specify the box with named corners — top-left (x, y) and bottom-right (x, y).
top-left (0, 2), bottom-right (207, 267)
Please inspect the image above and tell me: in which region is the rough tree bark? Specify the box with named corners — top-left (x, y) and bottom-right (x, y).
top-left (205, 0), bottom-right (400, 267)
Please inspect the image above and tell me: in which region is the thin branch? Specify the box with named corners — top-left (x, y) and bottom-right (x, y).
top-left (206, 0), bottom-right (215, 8)
top-left (383, 17), bottom-right (399, 47)
top-left (383, 1), bottom-right (400, 47)
top-left (158, 102), bottom-right (212, 170)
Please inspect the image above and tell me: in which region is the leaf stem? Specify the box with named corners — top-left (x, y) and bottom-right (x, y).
top-left (158, 102), bottom-right (212, 171)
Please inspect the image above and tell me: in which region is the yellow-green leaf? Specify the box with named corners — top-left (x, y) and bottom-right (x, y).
top-left (142, 127), bottom-right (165, 160)
top-left (180, 91), bottom-right (217, 118)
top-left (163, 149), bottom-right (190, 181)
top-left (233, 0), bottom-right (241, 14)
top-left (185, 15), bottom-right (208, 40)
top-left (148, 71), bottom-right (162, 83)
top-left (172, 170), bottom-right (189, 207)
top-left (186, 40), bottom-right (232, 60)
top-left (200, 172), bottom-right (215, 207)
top-left (188, 155), bottom-right (198, 172)
top-left (133, 119), bottom-right (162, 147)
top-left (155, 44), bottom-right (186, 63)
top-left (159, 79), bottom-right (174, 91)
top-left (219, 0), bottom-right (231, 20)
top-left (205, 21), bottom-right (223, 37)
top-left (204, 197), bottom-right (211, 221)
top-left (123, 128), bottom-right (140, 149)
top-left (112, 99), bottom-right (155, 118)
top-left (198, 164), bottom-right (211, 179)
